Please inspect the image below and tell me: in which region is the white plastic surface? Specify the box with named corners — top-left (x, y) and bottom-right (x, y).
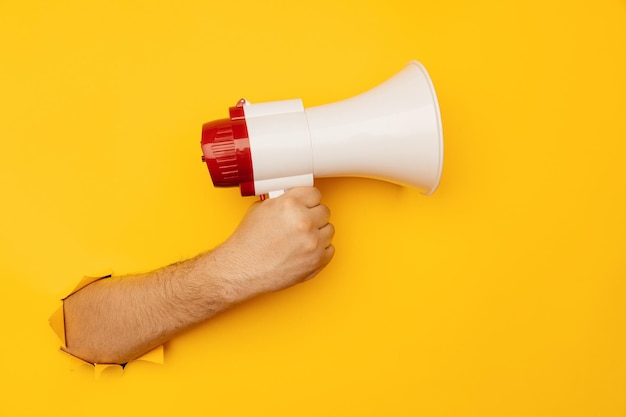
top-left (243, 99), bottom-right (314, 195)
top-left (305, 60), bottom-right (443, 195)
top-left (243, 60), bottom-right (443, 196)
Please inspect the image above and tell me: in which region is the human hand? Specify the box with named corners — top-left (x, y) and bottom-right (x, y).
top-left (212, 187), bottom-right (335, 301)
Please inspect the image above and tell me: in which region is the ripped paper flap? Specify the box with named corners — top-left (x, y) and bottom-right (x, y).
top-left (50, 272), bottom-right (164, 369)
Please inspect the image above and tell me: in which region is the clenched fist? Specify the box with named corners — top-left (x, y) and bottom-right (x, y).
top-left (212, 187), bottom-right (335, 301)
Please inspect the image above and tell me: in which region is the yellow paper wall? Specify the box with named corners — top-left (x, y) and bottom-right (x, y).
top-left (1, 0), bottom-right (625, 415)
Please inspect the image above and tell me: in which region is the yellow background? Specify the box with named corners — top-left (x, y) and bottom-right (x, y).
top-left (1, 0), bottom-right (625, 416)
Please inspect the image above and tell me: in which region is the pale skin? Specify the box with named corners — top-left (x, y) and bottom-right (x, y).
top-left (63, 187), bottom-right (335, 364)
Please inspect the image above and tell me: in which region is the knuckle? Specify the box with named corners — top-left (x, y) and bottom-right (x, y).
top-left (279, 195), bottom-right (299, 210)
top-left (293, 213), bottom-right (315, 233)
top-left (302, 233), bottom-right (319, 253)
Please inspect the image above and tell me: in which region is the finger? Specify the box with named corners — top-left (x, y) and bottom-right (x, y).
top-left (324, 244), bottom-right (336, 261)
top-left (301, 245), bottom-right (335, 282)
top-left (319, 222), bottom-right (335, 248)
top-left (309, 204), bottom-right (331, 228)
top-left (286, 187), bottom-right (322, 208)
top-left (301, 266), bottom-right (324, 283)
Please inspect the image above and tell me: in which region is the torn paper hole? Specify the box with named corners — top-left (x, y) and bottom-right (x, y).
top-left (49, 272), bottom-right (164, 375)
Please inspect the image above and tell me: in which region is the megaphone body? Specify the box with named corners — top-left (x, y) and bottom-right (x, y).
top-left (201, 60), bottom-right (443, 197)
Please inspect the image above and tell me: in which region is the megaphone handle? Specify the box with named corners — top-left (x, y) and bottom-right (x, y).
top-left (260, 190), bottom-right (286, 201)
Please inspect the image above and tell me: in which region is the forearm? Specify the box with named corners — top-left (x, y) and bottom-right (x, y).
top-left (63, 250), bottom-right (243, 364)
top-left (62, 187), bottom-right (334, 365)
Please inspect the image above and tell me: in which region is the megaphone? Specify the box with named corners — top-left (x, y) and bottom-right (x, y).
top-left (201, 60), bottom-right (443, 198)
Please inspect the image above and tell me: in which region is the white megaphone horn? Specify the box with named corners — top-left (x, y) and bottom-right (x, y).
top-left (201, 60), bottom-right (443, 198)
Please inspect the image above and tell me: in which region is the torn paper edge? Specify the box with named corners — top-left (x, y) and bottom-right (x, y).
top-left (49, 271), bottom-right (164, 374)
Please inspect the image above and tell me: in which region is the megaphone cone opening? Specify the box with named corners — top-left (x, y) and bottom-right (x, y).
top-left (408, 60), bottom-right (444, 196)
